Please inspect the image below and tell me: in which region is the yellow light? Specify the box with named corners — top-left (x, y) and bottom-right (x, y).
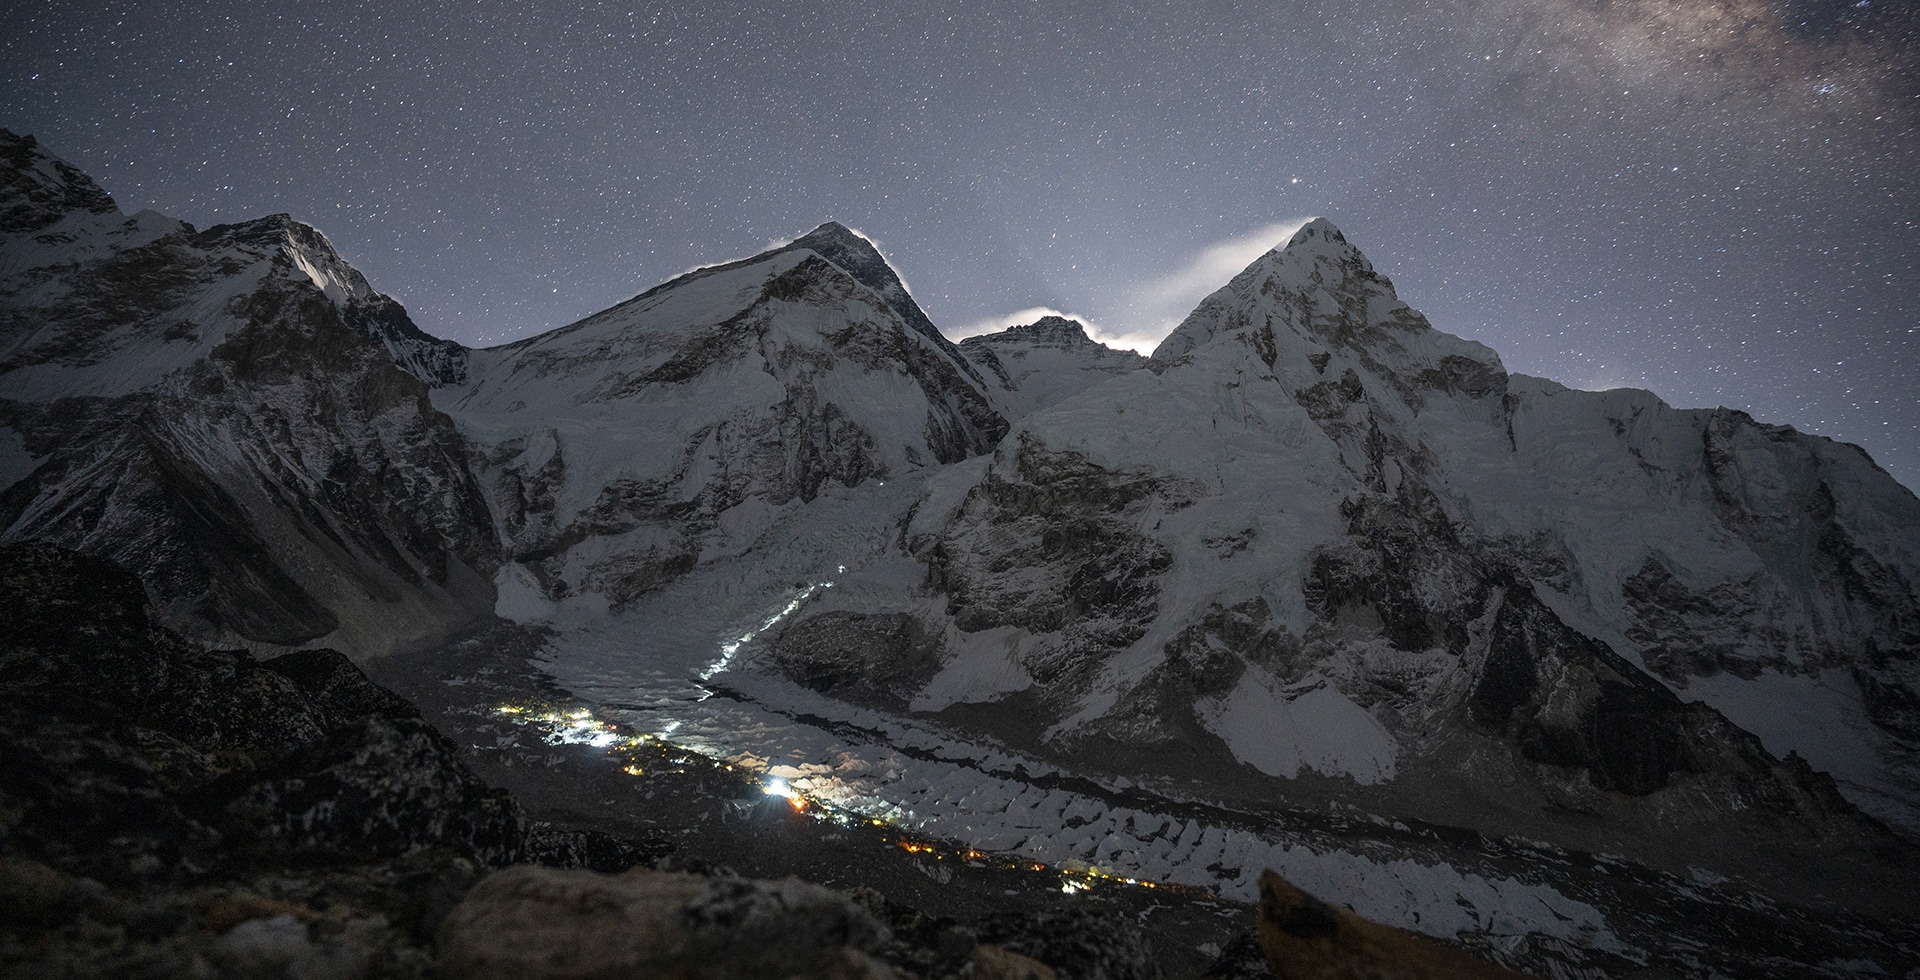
top-left (623, 765), bottom-right (645, 776)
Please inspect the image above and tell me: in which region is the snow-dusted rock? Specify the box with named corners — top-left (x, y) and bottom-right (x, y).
top-left (441, 222), bottom-right (1006, 612)
top-left (0, 130), bottom-right (495, 655)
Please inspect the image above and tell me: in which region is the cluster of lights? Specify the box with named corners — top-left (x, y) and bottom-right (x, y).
top-left (495, 700), bottom-right (1188, 899)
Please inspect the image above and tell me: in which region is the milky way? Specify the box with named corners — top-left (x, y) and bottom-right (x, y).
top-left (4, 0), bottom-right (1915, 487)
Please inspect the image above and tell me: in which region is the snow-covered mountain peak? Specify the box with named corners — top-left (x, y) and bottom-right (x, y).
top-left (956, 315), bottom-right (1149, 419)
top-left (1148, 218), bottom-right (1504, 417)
top-left (793, 219), bottom-right (869, 250)
top-left (1213, 216), bottom-right (1378, 295)
top-left (973, 315), bottom-right (1103, 350)
top-left (196, 213), bottom-right (377, 306)
top-left (445, 220), bottom-right (1008, 613)
top-left (1282, 215), bottom-right (1361, 256)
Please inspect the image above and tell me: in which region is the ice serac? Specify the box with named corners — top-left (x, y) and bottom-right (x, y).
top-left (442, 224), bottom-right (1008, 614)
top-left (837, 216), bottom-right (1918, 892)
top-left (959, 315), bottom-right (1149, 420)
top-left (0, 130), bottom-right (497, 656)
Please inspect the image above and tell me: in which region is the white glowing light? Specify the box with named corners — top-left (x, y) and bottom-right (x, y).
top-left (542, 714), bottom-right (623, 748)
top-left (764, 777), bottom-right (793, 798)
top-left (696, 580), bottom-right (834, 682)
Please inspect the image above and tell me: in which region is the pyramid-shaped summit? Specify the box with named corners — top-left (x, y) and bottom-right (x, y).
top-left (1150, 216), bottom-right (1480, 379)
top-left (778, 221), bottom-right (951, 351)
top-left (448, 216), bottom-right (1009, 613)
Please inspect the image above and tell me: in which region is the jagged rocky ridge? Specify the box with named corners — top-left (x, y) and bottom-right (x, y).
top-left (4, 132), bottom-right (1919, 975)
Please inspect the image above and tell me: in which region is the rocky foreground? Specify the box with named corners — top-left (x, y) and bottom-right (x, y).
top-left (1, 542), bottom-right (1534, 978)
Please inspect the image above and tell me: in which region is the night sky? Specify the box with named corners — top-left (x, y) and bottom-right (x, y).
top-left (5, 1), bottom-right (1917, 489)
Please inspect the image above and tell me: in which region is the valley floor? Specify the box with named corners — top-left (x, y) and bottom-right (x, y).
top-left (371, 609), bottom-right (1920, 980)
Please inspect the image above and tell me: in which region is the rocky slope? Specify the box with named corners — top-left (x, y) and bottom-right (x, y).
top-left (0, 541), bottom-right (667, 976)
top-left (436, 221), bottom-right (1007, 616)
top-left (0, 130), bottom-right (495, 657)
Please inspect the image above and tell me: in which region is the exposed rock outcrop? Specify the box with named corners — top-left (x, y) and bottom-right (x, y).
top-left (0, 542), bottom-right (663, 975)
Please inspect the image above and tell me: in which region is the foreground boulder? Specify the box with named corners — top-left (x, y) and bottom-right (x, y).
top-left (1256, 871), bottom-right (1530, 980)
top-left (439, 865), bottom-right (894, 979)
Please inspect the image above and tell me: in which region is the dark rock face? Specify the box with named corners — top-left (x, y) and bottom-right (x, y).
top-left (0, 542), bottom-right (527, 876)
top-left (1079, 599), bottom-right (1291, 752)
top-left (923, 433), bottom-right (1176, 697)
top-left (1615, 415), bottom-right (1920, 733)
top-left (1303, 492), bottom-right (1876, 822)
top-left (769, 611), bottom-right (944, 709)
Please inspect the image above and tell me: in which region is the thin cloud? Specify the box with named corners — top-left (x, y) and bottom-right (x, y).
top-left (1126, 220), bottom-right (1310, 338)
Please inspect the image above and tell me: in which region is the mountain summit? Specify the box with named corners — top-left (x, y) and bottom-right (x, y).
top-left (959, 315), bottom-right (1149, 419)
top-left (441, 220), bottom-right (1008, 614)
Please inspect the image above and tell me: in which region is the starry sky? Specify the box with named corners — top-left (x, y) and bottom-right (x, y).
top-left (4, 0), bottom-right (1917, 488)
